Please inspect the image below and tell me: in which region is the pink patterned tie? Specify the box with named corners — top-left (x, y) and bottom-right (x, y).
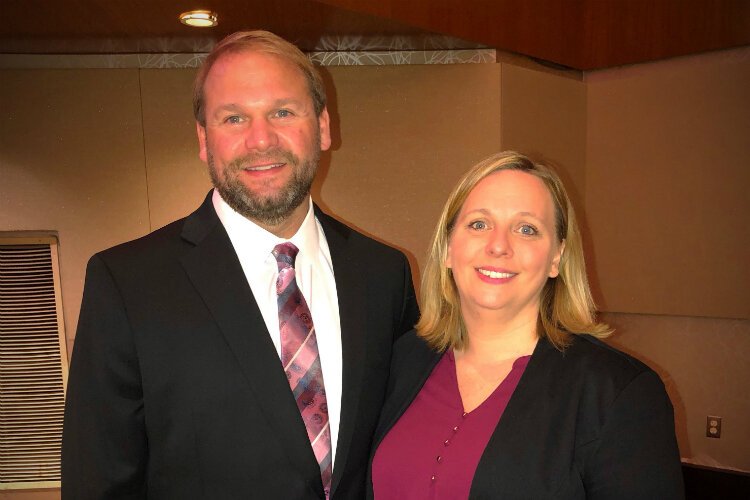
top-left (273, 243), bottom-right (332, 498)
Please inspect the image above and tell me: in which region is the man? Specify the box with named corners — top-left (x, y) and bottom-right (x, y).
top-left (62, 31), bottom-right (418, 499)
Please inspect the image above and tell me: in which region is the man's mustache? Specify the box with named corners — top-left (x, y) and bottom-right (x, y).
top-left (227, 149), bottom-right (299, 170)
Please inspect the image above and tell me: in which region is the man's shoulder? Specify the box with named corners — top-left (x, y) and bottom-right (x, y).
top-left (390, 330), bottom-right (439, 373)
top-left (96, 216), bottom-right (188, 264)
top-left (94, 193), bottom-right (216, 265)
top-left (316, 209), bottom-right (408, 263)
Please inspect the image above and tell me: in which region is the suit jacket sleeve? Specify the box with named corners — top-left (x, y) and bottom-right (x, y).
top-left (583, 370), bottom-right (684, 499)
top-left (62, 254), bottom-right (147, 499)
top-left (396, 255), bottom-right (419, 341)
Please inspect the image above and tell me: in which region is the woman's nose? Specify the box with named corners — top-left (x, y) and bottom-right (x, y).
top-left (486, 230), bottom-right (512, 257)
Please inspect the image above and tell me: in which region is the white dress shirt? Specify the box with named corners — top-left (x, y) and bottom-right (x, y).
top-left (212, 189), bottom-right (343, 467)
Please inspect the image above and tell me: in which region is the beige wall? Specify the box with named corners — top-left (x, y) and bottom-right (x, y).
top-left (0, 69), bottom-right (151, 358)
top-left (499, 64), bottom-right (587, 218)
top-left (586, 48), bottom-right (750, 319)
top-left (139, 68), bottom-right (211, 231)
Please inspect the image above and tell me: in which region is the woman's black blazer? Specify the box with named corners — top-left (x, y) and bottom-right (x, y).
top-left (369, 331), bottom-right (685, 499)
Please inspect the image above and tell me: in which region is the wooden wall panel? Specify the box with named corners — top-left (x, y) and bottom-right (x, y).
top-left (321, 0), bottom-right (750, 69)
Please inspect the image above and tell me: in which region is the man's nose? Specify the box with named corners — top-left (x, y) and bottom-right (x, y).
top-left (244, 118), bottom-right (279, 152)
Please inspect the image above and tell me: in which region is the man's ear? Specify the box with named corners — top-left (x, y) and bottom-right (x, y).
top-left (318, 107), bottom-right (331, 152)
top-left (196, 122), bottom-right (208, 163)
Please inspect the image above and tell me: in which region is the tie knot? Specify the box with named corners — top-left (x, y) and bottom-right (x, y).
top-left (273, 242), bottom-right (299, 268)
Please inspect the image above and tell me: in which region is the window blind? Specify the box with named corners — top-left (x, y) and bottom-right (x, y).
top-left (0, 237), bottom-right (68, 490)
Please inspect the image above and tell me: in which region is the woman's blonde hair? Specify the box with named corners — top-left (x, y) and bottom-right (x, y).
top-left (416, 151), bottom-right (611, 351)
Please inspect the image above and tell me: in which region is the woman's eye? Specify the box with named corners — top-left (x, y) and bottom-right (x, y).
top-left (519, 224), bottom-right (538, 235)
top-left (469, 221), bottom-right (487, 230)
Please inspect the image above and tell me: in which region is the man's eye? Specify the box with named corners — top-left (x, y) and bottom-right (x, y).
top-left (469, 221), bottom-right (487, 230)
top-left (275, 109), bottom-right (292, 118)
top-left (224, 115), bottom-right (242, 124)
top-left (519, 224), bottom-right (538, 235)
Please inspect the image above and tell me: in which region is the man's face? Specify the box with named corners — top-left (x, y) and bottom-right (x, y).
top-left (197, 50), bottom-right (331, 228)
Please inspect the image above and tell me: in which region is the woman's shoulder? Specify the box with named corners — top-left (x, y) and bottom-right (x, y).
top-left (536, 334), bottom-right (664, 396)
top-left (565, 335), bottom-right (651, 371)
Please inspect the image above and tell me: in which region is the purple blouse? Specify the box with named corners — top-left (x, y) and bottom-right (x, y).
top-left (372, 350), bottom-right (530, 500)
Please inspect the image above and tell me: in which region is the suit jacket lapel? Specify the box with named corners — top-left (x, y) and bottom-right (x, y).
top-left (314, 208), bottom-right (367, 495)
top-left (179, 193), bottom-right (322, 491)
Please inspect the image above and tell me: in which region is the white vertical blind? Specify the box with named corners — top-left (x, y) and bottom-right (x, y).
top-left (0, 238), bottom-right (68, 489)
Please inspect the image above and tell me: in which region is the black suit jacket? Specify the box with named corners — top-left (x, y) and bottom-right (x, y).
top-left (369, 331), bottom-right (684, 499)
top-left (61, 193), bottom-right (419, 499)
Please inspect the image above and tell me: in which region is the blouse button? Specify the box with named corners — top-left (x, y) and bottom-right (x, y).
top-left (444, 439), bottom-right (450, 446)
top-left (436, 455), bottom-right (442, 463)
top-left (462, 412), bottom-right (468, 418)
top-left (453, 425), bottom-right (459, 432)
top-left (431, 475), bottom-right (436, 481)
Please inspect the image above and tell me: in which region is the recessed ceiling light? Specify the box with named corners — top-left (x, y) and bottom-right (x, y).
top-left (179, 10), bottom-right (218, 28)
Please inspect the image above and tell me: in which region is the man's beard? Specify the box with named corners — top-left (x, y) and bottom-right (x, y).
top-left (207, 144), bottom-right (319, 227)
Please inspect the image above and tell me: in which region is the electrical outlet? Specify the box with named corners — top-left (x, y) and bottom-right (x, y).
top-left (706, 416), bottom-right (722, 438)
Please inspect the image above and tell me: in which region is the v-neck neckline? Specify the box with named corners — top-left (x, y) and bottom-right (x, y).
top-left (447, 350), bottom-right (531, 415)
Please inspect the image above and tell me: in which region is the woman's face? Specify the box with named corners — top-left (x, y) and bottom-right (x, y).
top-left (446, 169), bottom-right (564, 321)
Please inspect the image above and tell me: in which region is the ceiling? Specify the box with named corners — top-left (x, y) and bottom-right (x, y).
top-left (1, 0), bottom-right (748, 70)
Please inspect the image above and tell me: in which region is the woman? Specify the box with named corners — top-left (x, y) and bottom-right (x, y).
top-left (370, 152), bottom-right (684, 499)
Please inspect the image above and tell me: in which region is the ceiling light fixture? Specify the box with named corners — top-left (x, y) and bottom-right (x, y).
top-left (179, 10), bottom-right (218, 28)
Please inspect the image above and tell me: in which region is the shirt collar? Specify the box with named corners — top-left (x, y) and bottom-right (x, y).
top-left (212, 189), bottom-right (320, 263)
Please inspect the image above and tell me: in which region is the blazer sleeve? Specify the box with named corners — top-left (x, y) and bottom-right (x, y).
top-left (61, 255), bottom-right (147, 499)
top-left (396, 254), bottom-right (420, 340)
top-left (583, 370), bottom-right (685, 500)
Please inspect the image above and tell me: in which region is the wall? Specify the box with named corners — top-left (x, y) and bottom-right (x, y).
top-left (499, 63), bottom-right (587, 213)
top-left (586, 46), bottom-right (750, 471)
top-left (586, 48), bottom-right (750, 319)
top-left (0, 69), bottom-right (151, 358)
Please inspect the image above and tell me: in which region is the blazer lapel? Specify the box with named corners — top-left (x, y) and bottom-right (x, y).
top-left (470, 337), bottom-right (559, 498)
top-left (315, 209), bottom-right (367, 495)
top-left (179, 194), bottom-right (322, 491)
